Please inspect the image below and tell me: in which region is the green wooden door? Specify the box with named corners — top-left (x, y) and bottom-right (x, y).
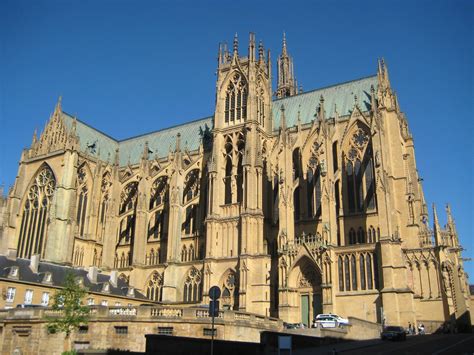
top-left (301, 294), bottom-right (310, 327)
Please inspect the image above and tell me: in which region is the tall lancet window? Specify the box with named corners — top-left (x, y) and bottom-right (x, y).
top-left (76, 165), bottom-right (89, 237)
top-left (306, 147), bottom-right (322, 219)
top-left (344, 126), bottom-right (376, 213)
top-left (224, 137), bottom-right (233, 204)
top-left (224, 72), bottom-right (247, 124)
top-left (17, 166), bottom-right (56, 258)
top-left (118, 182), bottom-right (138, 245)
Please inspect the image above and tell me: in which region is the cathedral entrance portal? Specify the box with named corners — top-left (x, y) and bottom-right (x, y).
top-left (289, 256), bottom-right (323, 327)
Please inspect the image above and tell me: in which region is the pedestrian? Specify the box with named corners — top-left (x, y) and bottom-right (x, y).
top-left (408, 322), bottom-right (413, 335)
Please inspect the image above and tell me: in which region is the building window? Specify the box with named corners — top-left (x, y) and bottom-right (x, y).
top-left (360, 255), bottom-right (366, 290)
top-left (307, 167), bottom-right (322, 219)
top-left (24, 289), bottom-right (34, 305)
top-left (78, 326), bottom-right (89, 334)
top-left (41, 292), bottom-right (50, 306)
top-left (357, 227), bottom-right (365, 244)
top-left (101, 300), bottom-right (108, 306)
top-left (338, 257), bottom-right (344, 291)
top-left (114, 326), bottom-right (128, 334)
top-left (114, 302), bottom-right (121, 307)
top-left (6, 287), bottom-right (16, 303)
top-left (203, 328), bottom-right (217, 336)
top-left (351, 255), bottom-right (357, 291)
top-left (183, 267), bottom-right (202, 303)
top-left (158, 327), bottom-right (173, 335)
top-left (17, 166), bottom-right (56, 259)
top-left (87, 298), bottom-right (95, 306)
top-left (344, 256), bottom-right (351, 291)
top-left (348, 228), bottom-right (356, 245)
top-left (224, 72), bottom-right (247, 124)
top-left (146, 271), bottom-right (163, 302)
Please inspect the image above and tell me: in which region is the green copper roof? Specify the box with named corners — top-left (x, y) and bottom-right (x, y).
top-left (272, 75), bottom-right (377, 129)
top-left (62, 75), bottom-right (377, 166)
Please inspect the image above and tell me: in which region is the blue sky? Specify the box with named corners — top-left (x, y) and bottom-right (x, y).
top-left (1, 1), bottom-right (473, 275)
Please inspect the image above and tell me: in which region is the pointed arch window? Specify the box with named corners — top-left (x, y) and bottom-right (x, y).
top-left (344, 256), bottom-right (351, 291)
top-left (338, 256), bottom-right (344, 291)
top-left (224, 72), bottom-right (247, 124)
top-left (17, 166), bottom-right (56, 259)
top-left (183, 267), bottom-right (202, 303)
top-left (118, 182), bottom-right (138, 245)
top-left (360, 254), bottom-right (366, 290)
top-left (344, 127), bottom-right (376, 213)
top-left (307, 167), bottom-right (322, 219)
top-left (351, 255), bottom-right (357, 290)
top-left (348, 228), bottom-right (356, 245)
top-left (146, 272), bottom-right (163, 302)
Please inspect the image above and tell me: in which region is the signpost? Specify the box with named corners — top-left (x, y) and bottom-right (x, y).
top-left (209, 286), bottom-right (221, 355)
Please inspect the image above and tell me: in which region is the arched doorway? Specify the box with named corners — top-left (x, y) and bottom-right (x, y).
top-left (290, 257), bottom-right (323, 327)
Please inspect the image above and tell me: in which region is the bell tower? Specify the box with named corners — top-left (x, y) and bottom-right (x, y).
top-left (205, 33), bottom-right (272, 315)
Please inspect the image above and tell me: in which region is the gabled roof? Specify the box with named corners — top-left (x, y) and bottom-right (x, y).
top-left (61, 75), bottom-right (377, 166)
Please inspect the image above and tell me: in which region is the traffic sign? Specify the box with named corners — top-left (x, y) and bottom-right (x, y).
top-left (209, 286), bottom-right (221, 300)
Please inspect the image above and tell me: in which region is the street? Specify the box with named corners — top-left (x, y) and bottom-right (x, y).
top-left (297, 333), bottom-right (474, 354)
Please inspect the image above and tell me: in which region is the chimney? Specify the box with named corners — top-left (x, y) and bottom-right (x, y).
top-left (87, 266), bottom-right (98, 283)
top-left (30, 254), bottom-right (40, 273)
top-left (6, 248), bottom-right (17, 260)
top-left (109, 270), bottom-right (118, 287)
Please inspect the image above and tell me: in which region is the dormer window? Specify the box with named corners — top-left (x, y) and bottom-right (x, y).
top-left (102, 282), bottom-right (110, 293)
top-left (8, 266), bottom-right (19, 279)
top-left (43, 272), bottom-right (52, 284)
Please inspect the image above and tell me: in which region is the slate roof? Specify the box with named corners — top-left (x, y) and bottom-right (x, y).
top-left (61, 75), bottom-right (377, 166)
top-left (0, 255), bottom-right (147, 300)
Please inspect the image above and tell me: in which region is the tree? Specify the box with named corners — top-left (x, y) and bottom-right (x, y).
top-left (46, 272), bottom-right (90, 352)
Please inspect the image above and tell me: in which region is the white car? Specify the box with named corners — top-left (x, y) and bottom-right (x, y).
top-left (313, 314), bottom-right (350, 328)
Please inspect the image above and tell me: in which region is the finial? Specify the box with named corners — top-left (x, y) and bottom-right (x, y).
top-left (280, 104), bottom-right (286, 131)
top-left (319, 95), bottom-right (325, 121)
top-left (233, 33), bottom-right (238, 55)
top-left (446, 204), bottom-right (454, 224)
top-left (32, 129), bottom-right (37, 144)
top-left (282, 32), bottom-right (287, 55)
top-left (54, 95), bottom-right (63, 115)
top-left (176, 133), bottom-right (181, 152)
top-left (114, 148), bottom-right (120, 166)
top-left (432, 203), bottom-right (440, 227)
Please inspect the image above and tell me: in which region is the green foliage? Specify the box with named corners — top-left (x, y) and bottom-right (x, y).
top-left (46, 273), bottom-right (89, 337)
top-left (61, 351), bottom-right (77, 355)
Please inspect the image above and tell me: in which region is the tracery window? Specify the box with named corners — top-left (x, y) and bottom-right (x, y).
top-left (360, 254), bottom-right (366, 290)
top-left (222, 271), bottom-right (238, 310)
top-left (118, 182), bottom-right (138, 245)
top-left (367, 226), bottom-right (376, 243)
top-left (149, 176), bottom-right (168, 241)
top-left (183, 170), bottom-right (199, 203)
top-left (224, 72), bottom-right (247, 124)
top-left (182, 205), bottom-right (198, 235)
top-left (344, 127), bottom-right (376, 213)
top-left (183, 267), bottom-right (202, 303)
top-left (17, 166), bottom-right (56, 258)
top-left (307, 146), bottom-right (322, 219)
top-left (344, 256), bottom-right (351, 291)
top-left (146, 272), bottom-right (163, 302)
top-left (357, 227), bottom-right (365, 244)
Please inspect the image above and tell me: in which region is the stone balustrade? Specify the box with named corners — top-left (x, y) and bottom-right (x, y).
top-left (0, 305), bottom-right (283, 330)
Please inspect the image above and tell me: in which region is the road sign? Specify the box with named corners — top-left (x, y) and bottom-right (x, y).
top-left (209, 300), bottom-right (220, 317)
top-left (209, 286), bottom-right (221, 300)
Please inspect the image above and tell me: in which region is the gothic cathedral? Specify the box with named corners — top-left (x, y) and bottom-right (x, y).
top-left (0, 34), bottom-right (470, 330)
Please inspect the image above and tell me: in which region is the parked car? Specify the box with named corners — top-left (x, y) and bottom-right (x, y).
top-left (313, 314), bottom-right (350, 328)
top-left (284, 322), bottom-right (304, 329)
top-left (381, 326), bottom-right (407, 341)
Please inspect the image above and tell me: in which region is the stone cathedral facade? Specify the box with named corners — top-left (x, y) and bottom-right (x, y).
top-left (0, 34), bottom-right (470, 330)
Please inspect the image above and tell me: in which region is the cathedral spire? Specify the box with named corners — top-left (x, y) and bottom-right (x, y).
top-left (276, 33), bottom-right (297, 98)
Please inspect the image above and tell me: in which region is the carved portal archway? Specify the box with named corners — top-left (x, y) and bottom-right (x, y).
top-left (289, 256), bottom-right (322, 327)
